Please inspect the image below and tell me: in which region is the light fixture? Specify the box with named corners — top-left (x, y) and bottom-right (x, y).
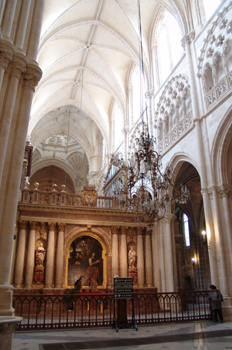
top-left (110, 1), bottom-right (189, 225)
top-left (192, 257), bottom-right (196, 267)
top-left (202, 230), bottom-right (207, 245)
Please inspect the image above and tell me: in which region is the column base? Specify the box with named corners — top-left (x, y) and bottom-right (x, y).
top-left (0, 285), bottom-right (14, 316)
top-left (13, 285), bottom-right (22, 289)
top-left (0, 316), bottom-right (22, 350)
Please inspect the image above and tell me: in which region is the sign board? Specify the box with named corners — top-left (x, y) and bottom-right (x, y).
top-left (114, 277), bottom-right (133, 299)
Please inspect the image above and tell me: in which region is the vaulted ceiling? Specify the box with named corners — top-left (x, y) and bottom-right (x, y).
top-left (28, 0), bottom-right (187, 192)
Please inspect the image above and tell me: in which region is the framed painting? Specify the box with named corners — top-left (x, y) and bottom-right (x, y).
top-left (67, 235), bottom-right (103, 287)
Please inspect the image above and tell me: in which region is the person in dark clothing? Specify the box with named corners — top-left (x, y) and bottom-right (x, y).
top-left (74, 275), bottom-right (84, 292)
top-left (209, 284), bottom-right (223, 322)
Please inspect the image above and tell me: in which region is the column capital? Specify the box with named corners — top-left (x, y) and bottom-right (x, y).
top-left (136, 227), bottom-right (144, 235)
top-left (145, 226), bottom-right (153, 235)
top-left (9, 54), bottom-right (27, 78)
top-left (120, 226), bottom-right (128, 235)
top-left (48, 222), bottom-right (56, 231)
top-left (58, 223), bottom-right (66, 232)
top-left (22, 63), bottom-right (42, 91)
top-left (18, 220), bottom-right (27, 230)
top-left (111, 226), bottom-right (120, 235)
top-left (29, 221), bottom-right (37, 230)
top-left (0, 40), bottom-right (14, 69)
top-left (181, 30), bottom-right (195, 49)
top-left (217, 184), bottom-right (231, 198)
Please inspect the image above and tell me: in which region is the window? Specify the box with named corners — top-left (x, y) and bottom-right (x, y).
top-left (183, 213), bottom-right (190, 247)
top-left (203, 0), bottom-right (221, 20)
top-left (156, 10), bottom-right (183, 84)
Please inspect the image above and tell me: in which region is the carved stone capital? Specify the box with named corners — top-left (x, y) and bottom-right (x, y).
top-left (29, 221), bottom-right (37, 231)
top-left (111, 226), bottom-right (120, 235)
top-left (22, 63), bottom-right (42, 91)
top-left (9, 55), bottom-right (26, 78)
top-left (19, 220), bottom-right (27, 231)
top-left (0, 40), bottom-right (14, 69)
top-left (136, 227), bottom-right (144, 235)
top-left (120, 226), bottom-right (128, 235)
top-left (0, 319), bottom-right (21, 334)
top-left (48, 222), bottom-right (56, 231)
top-left (181, 30), bottom-right (195, 49)
top-left (58, 223), bottom-right (66, 232)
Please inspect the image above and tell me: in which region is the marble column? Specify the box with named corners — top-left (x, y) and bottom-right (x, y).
top-left (164, 215), bottom-right (175, 292)
top-left (152, 223), bottom-right (160, 290)
top-left (25, 221), bottom-right (37, 288)
top-left (145, 228), bottom-right (153, 287)
top-left (159, 220), bottom-right (166, 292)
top-left (14, 221), bottom-right (27, 288)
top-left (120, 226), bottom-right (128, 277)
top-left (111, 226), bottom-right (119, 280)
top-left (45, 222), bottom-right (56, 288)
top-left (137, 227), bottom-right (144, 287)
top-left (55, 223), bottom-right (65, 288)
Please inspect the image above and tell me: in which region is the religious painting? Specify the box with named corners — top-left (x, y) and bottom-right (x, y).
top-left (68, 235), bottom-right (103, 287)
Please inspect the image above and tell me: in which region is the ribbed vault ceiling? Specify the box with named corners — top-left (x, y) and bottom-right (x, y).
top-left (29, 0), bottom-right (186, 190)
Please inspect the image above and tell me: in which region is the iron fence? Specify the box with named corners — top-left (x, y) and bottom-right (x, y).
top-left (13, 290), bottom-right (212, 331)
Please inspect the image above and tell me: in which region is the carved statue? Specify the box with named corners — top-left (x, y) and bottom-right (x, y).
top-left (35, 242), bottom-right (46, 267)
top-left (128, 246), bottom-right (136, 269)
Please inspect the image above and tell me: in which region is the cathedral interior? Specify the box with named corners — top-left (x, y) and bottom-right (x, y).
top-left (0, 0), bottom-right (232, 348)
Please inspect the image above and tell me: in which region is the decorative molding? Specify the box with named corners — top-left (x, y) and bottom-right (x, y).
top-left (204, 70), bottom-right (232, 110)
top-left (197, 3), bottom-right (232, 78)
top-left (23, 64), bottom-right (42, 91)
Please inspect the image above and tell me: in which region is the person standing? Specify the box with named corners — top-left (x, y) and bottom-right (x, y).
top-left (209, 285), bottom-right (223, 322)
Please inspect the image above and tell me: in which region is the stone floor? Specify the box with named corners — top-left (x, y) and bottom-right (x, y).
top-left (12, 321), bottom-right (232, 350)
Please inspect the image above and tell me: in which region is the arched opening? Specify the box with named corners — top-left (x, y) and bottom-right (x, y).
top-left (173, 162), bottom-right (210, 291)
top-left (30, 165), bottom-right (75, 193)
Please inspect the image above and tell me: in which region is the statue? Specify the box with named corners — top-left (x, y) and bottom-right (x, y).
top-left (128, 246), bottom-right (136, 269)
top-left (35, 242), bottom-right (46, 267)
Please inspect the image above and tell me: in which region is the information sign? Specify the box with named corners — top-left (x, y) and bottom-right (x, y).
top-left (114, 277), bottom-right (133, 299)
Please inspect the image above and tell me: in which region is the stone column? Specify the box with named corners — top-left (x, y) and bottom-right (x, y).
top-left (111, 226), bottom-right (119, 279)
top-left (164, 215), bottom-right (175, 292)
top-left (1, 0), bottom-right (18, 39)
top-left (137, 227), bottom-right (144, 287)
top-left (120, 226), bottom-right (128, 277)
top-left (26, 0), bottom-right (45, 61)
top-left (209, 187), bottom-right (229, 296)
top-left (159, 220), bottom-right (166, 292)
top-left (55, 223), bottom-right (65, 288)
top-left (145, 228), bottom-right (153, 287)
top-left (45, 222), bottom-right (56, 288)
top-left (14, 0), bottom-right (32, 49)
top-left (220, 186), bottom-right (232, 292)
top-left (25, 221), bottom-right (37, 288)
top-left (152, 223), bottom-right (160, 290)
top-left (0, 55), bottom-right (27, 184)
top-left (0, 41), bottom-right (13, 90)
top-left (182, 31), bottom-right (219, 287)
top-left (14, 221), bottom-right (27, 288)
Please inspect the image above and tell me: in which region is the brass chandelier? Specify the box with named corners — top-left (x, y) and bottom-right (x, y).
top-left (113, 122), bottom-right (189, 225)
top-left (111, 0), bottom-right (189, 225)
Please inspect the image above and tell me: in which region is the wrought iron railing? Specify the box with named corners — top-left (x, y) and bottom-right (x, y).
top-left (13, 290), bottom-right (212, 331)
